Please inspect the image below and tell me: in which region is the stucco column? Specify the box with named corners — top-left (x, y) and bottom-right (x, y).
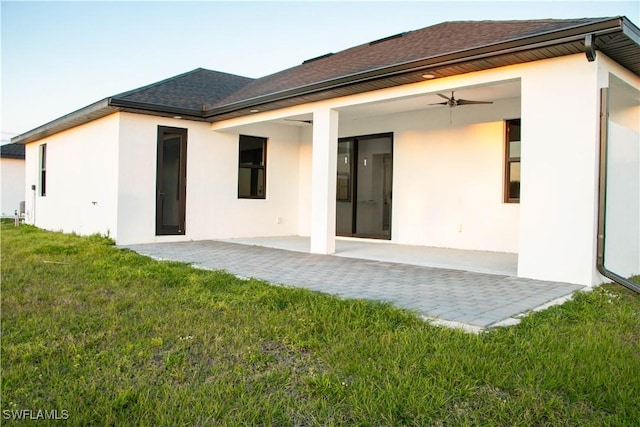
top-left (310, 108), bottom-right (339, 254)
top-left (517, 55), bottom-right (601, 286)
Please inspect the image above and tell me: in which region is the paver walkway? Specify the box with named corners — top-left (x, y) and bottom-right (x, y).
top-left (121, 240), bottom-right (586, 331)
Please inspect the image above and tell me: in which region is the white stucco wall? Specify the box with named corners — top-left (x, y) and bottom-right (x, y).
top-left (513, 54), bottom-right (638, 285)
top-left (515, 55), bottom-right (604, 285)
top-left (297, 133), bottom-right (313, 237)
top-left (23, 114), bottom-right (120, 237)
top-left (199, 122), bottom-right (302, 240)
top-left (1, 157), bottom-right (25, 217)
top-left (334, 98), bottom-right (521, 252)
top-left (604, 73), bottom-right (640, 278)
top-left (115, 114), bottom-right (302, 245)
top-left (115, 114), bottom-right (207, 244)
top-left (606, 122), bottom-right (640, 277)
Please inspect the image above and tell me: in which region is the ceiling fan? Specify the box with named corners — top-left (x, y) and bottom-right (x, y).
top-left (429, 91), bottom-right (493, 124)
top-left (431, 91), bottom-right (493, 108)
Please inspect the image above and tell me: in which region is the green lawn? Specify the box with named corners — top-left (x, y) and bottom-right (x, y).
top-left (1, 223), bottom-right (639, 426)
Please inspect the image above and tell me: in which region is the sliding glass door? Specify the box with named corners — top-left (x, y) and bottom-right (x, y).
top-left (336, 133), bottom-right (393, 239)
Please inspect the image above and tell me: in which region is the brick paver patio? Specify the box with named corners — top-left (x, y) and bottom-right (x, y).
top-left (121, 240), bottom-right (586, 331)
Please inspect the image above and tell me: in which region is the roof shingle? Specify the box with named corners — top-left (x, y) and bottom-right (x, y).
top-left (112, 68), bottom-right (254, 111)
top-left (11, 16), bottom-right (639, 145)
top-left (0, 143), bottom-right (25, 159)
top-left (213, 18), bottom-right (614, 106)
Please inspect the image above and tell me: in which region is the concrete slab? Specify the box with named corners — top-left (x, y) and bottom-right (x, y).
top-left (121, 239), bottom-right (586, 332)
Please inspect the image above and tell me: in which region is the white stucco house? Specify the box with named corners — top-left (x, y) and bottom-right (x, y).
top-left (0, 143), bottom-right (26, 218)
top-left (12, 17), bottom-right (640, 288)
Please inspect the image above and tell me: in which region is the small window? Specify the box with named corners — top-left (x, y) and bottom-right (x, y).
top-left (504, 119), bottom-right (521, 203)
top-left (238, 135), bottom-right (266, 199)
top-left (39, 144), bottom-right (47, 197)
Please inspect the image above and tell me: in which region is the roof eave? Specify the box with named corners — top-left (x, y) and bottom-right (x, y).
top-left (203, 17), bottom-right (631, 120)
top-left (11, 17), bottom-right (637, 142)
top-left (11, 98), bottom-right (210, 145)
top-left (11, 98), bottom-right (114, 145)
top-left (108, 98), bottom-right (208, 121)
top-left (622, 16), bottom-right (640, 45)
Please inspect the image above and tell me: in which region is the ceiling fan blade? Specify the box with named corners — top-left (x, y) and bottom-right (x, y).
top-left (456, 99), bottom-right (493, 105)
top-left (427, 101), bottom-right (449, 106)
top-left (284, 119), bottom-right (313, 124)
top-left (436, 93), bottom-right (452, 101)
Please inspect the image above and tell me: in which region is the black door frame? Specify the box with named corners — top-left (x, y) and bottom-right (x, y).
top-left (337, 132), bottom-right (393, 239)
top-left (156, 126), bottom-right (188, 235)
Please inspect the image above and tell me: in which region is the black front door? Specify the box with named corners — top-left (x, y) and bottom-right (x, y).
top-left (156, 126), bottom-right (187, 235)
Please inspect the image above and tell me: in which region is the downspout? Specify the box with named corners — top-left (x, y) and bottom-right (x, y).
top-left (596, 87), bottom-right (640, 293)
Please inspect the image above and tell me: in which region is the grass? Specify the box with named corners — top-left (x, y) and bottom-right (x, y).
top-left (1, 222), bottom-right (639, 426)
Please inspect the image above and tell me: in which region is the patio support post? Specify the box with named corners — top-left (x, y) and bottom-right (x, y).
top-left (310, 108), bottom-right (339, 254)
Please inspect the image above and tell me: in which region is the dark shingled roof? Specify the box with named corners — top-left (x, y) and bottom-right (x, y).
top-left (11, 16), bottom-right (639, 145)
top-left (212, 18), bottom-right (624, 106)
top-left (112, 68), bottom-right (254, 111)
top-left (0, 143), bottom-right (25, 159)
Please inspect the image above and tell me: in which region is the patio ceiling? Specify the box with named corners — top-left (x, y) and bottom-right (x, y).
top-left (274, 80), bottom-right (521, 126)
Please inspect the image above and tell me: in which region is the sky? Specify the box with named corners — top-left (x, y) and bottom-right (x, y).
top-left (2, 0), bottom-right (638, 142)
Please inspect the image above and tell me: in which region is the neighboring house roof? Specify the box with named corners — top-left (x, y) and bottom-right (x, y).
top-left (12, 16), bottom-right (640, 145)
top-left (0, 143), bottom-right (26, 159)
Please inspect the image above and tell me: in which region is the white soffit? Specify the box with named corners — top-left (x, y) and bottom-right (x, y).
top-left (337, 80), bottom-right (522, 121)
